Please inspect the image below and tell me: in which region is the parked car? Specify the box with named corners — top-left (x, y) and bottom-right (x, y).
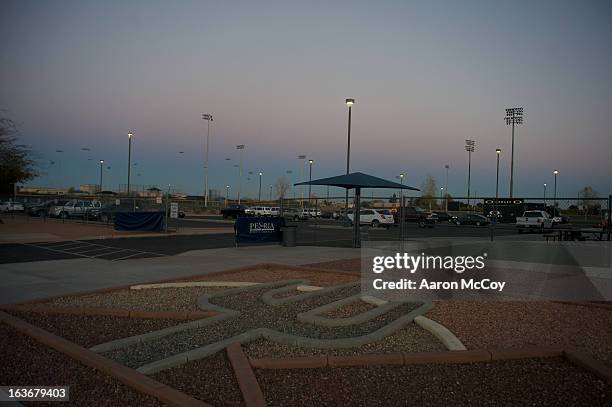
top-left (27, 200), bottom-right (64, 217)
top-left (0, 201), bottom-right (25, 212)
top-left (220, 204), bottom-right (248, 219)
top-left (48, 200), bottom-right (101, 219)
top-left (269, 207), bottom-right (280, 216)
top-left (251, 206), bottom-right (272, 216)
top-left (90, 203), bottom-right (137, 223)
top-left (454, 213), bottom-right (490, 226)
top-left (282, 208), bottom-right (308, 221)
top-left (348, 209), bottom-right (394, 228)
top-left (515, 210), bottom-right (554, 232)
top-left (432, 211), bottom-right (453, 222)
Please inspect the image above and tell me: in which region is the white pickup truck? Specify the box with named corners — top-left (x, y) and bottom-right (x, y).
top-left (515, 210), bottom-right (554, 232)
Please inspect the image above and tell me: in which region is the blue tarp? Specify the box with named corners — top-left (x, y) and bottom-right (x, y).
top-left (235, 217), bottom-right (285, 244)
top-left (114, 212), bottom-right (164, 231)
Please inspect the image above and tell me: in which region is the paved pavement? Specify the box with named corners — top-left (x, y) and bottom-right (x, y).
top-left (0, 246), bottom-right (360, 305)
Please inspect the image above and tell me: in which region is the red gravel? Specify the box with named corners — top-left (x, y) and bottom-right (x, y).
top-left (0, 323), bottom-right (163, 407)
top-left (303, 258), bottom-right (362, 273)
top-left (190, 267), bottom-right (358, 286)
top-left (324, 300), bottom-right (378, 318)
top-left (427, 301), bottom-right (612, 366)
top-left (256, 358), bottom-right (611, 406)
top-left (8, 311), bottom-right (183, 348)
top-left (152, 352), bottom-right (244, 407)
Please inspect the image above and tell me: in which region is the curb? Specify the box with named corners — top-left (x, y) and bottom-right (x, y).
top-left (414, 315), bottom-right (467, 351)
top-left (226, 343), bottom-right (266, 407)
top-left (0, 304), bottom-right (216, 320)
top-left (553, 301), bottom-right (612, 311)
top-left (564, 348), bottom-right (612, 385)
top-left (247, 347), bottom-right (566, 369)
top-left (0, 311), bottom-right (210, 407)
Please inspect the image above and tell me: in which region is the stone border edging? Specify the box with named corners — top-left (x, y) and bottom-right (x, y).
top-left (414, 315), bottom-right (467, 351)
top-left (0, 304), bottom-right (217, 320)
top-left (130, 282), bottom-right (260, 290)
top-left (226, 343), bottom-right (266, 407)
top-left (0, 311), bottom-right (210, 407)
top-left (248, 346), bottom-right (611, 385)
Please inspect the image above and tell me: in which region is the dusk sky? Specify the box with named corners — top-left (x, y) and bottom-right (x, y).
top-left (1, 0), bottom-right (611, 200)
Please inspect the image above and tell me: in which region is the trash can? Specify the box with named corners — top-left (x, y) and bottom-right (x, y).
top-left (281, 225), bottom-right (297, 247)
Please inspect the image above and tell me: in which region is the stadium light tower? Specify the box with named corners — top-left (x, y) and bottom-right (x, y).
top-left (465, 139), bottom-right (476, 209)
top-left (505, 107), bottom-right (523, 198)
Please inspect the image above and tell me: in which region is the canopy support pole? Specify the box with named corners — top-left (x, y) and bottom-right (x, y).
top-left (353, 187), bottom-right (361, 248)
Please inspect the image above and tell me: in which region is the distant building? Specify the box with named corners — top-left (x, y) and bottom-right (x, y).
top-left (18, 186), bottom-right (68, 195)
top-left (80, 184), bottom-right (101, 194)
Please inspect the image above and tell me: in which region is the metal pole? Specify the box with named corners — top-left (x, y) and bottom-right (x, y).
top-left (99, 161), bottom-right (103, 192)
top-left (445, 165), bottom-right (449, 212)
top-left (543, 184), bottom-right (547, 207)
top-left (258, 173), bottom-right (262, 202)
top-left (495, 153), bottom-right (500, 203)
top-left (127, 135), bottom-right (132, 195)
top-left (345, 105), bottom-right (352, 211)
top-left (353, 188), bottom-right (361, 248)
top-left (467, 150), bottom-right (471, 210)
top-left (554, 173), bottom-right (557, 210)
top-left (510, 121), bottom-right (515, 198)
top-left (238, 149), bottom-right (243, 205)
top-left (308, 161), bottom-right (313, 205)
top-left (205, 117), bottom-right (210, 207)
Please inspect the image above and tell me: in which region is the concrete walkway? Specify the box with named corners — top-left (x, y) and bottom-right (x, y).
top-left (0, 246), bottom-right (359, 305)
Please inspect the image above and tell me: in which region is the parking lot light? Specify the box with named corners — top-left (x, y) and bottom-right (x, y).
top-left (127, 133), bottom-right (133, 195)
top-left (308, 160), bottom-right (314, 204)
top-left (99, 160), bottom-right (104, 193)
top-left (258, 172), bottom-right (263, 202)
top-left (543, 183), bottom-right (547, 206)
top-left (553, 170), bottom-right (559, 209)
top-left (345, 98), bottom-right (355, 210)
top-left (225, 185), bottom-right (230, 206)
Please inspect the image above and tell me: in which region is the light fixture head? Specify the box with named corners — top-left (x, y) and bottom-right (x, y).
top-left (399, 173), bottom-right (404, 178)
top-left (553, 170), bottom-right (559, 175)
top-left (128, 132), bottom-right (133, 139)
top-left (308, 159), bottom-right (314, 164)
top-left (345, 98), bottom-right (355, 106)
top-left (259, 172), bottom-right (263, 176)
top-left (544, 183), bottom-right (547, 187)
top-left (496, 148), bottom-right (501, 154)
top-left (99, 160), bottom-right (104, 164)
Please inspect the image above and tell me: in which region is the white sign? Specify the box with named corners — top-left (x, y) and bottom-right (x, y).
top-left (170, 202), bottom-right (179, 219)
top-left (156, 196), bottom-right (162, 204)
top-left (115, 199), bottom-right (120, 205)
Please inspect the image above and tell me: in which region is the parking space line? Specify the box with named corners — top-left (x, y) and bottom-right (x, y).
top-left (40, 241), bottom-right (91, 249)
top-left (92, 249), bottom-right (131, 258)
top-left (73, 240), bottom-right (167, 257)
top-left (21, 243), bottom-right (92, 259)
top-left (111, 251), bottom-right (165, 261)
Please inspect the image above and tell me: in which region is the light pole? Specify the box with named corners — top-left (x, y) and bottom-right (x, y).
top-left (505, 107), bottom-right (524, 198)
top-left (465, 139), bottom-right (475, 209)
top-left (543, 183), bottom-right (547, 207)
top-left (298, 155), bottom-right (306, 206)
top-left (345, 98), bottom-right (355, 210)
top-left (236, 145), bottom-right (245, 204)
top-left (258, 172), bottom-right (263, 202)
top-left (495, 149), bottom-right (501, 217)
top-left (444, 164), bottom-right (449, 212)
top-left (553, 170), bottom-right (559, 211)
top-left (308, 159), bottom-right (314, 204)
top-left (225, 185), bottom-right (230, 206)
top-left (99, 160), bottom-right (104, 192)
top-left (202, 114), bottom-right (213, 207)
top-left (127, 133), bottom-right (133, 195)
top-left (440, 187), bottom-right (444, 208)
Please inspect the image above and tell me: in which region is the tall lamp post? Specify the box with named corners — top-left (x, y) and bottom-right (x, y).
top-left (236, 145), bottom-right (245, 204)
top-left (202, 113), bottom-right (213, 207)
top-left (298, 155), bottom-right (306, 206)
top-left (258, 172), bottom-right (263, 202)
top-left (345, 98), bottom-right (355, 210)
top-left (465, 139), bottom-right (475, 209)
top-left (553, 170), bottom-right (559, 211)
top-left (444, 164), bottom-right (449, 212)
top-left (225, 185), bottom-right (230, 207)
top-left (495, 149), bottom-right (501, 217)
top-left (440, 187), bottom-right (444, 208)
top-left (99, 160), bottom-right (104, 193)
top-left (543, 183), bottom-right (547, 207)
top-left (127, 133), bottom-right (133, 195)
top-left (308, 159), bottom-right (314, 204)
top-left (505, 107), bottom-right (523, 198)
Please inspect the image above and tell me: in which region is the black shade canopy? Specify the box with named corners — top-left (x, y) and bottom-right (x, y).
top-left (294, 172), bottom-right (419, 191)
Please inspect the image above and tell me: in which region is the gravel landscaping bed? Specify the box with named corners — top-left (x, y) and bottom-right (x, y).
top-left (256, 357), bottom-right (611, 406)
top-left (188, 267), bottom-right (358, 286)
top-left (243, 323), bottom-right (445, 358)
top-left (7, 311), bottom-right (184, 348)
top-left (303, 258), bottom-right (361, 273)
top-left (152, 352), bottom-right (244, 407)
top-left (37, 286), bottom-right (227, 312)
top-left (427, 301), bottom-right (612, 366)
top-left (103, 282), bottom-right (423, 369)
top-left (0, 323), bottom-right (163, 407)
top-left (324, 300), bottom-right (378, 318)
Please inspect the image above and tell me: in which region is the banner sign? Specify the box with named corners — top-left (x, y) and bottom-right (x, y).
top-left (170, 202), bottom-right (178, 219)
top-left (114, 211), bottom-right (164, 231)
top-left (235, 217), bottom-right (285, 244)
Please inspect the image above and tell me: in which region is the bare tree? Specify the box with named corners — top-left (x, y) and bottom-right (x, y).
top-left (0, 115), bottom-right (38, 193)
top-left (274, 176), bottom-right (290, 199)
